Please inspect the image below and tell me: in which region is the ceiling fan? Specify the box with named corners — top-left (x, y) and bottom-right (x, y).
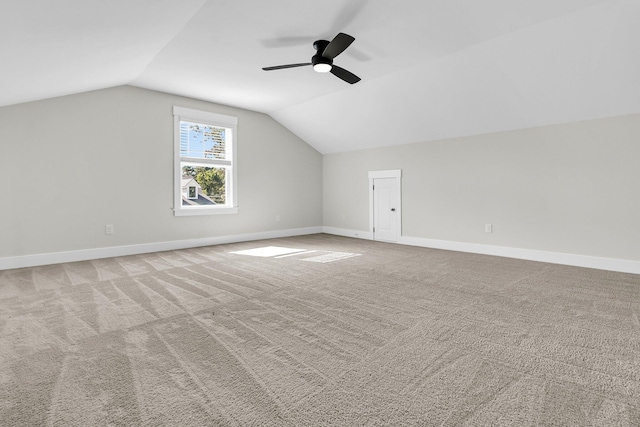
top-left (262, 33), bottom-right (361, 84)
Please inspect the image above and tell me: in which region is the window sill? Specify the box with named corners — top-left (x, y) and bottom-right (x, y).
top-left (174, 206), bottom-right (239, 216)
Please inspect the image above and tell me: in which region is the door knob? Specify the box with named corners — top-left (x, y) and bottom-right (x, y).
top-left (391, 208), bottom-right (396, 211)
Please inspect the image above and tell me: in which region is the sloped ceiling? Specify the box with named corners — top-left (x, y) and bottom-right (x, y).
top-left (2, 0), bottom-right (639, 153)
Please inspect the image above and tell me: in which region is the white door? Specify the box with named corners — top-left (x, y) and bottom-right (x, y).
top-left (373, 177), bottom-right (397, 242)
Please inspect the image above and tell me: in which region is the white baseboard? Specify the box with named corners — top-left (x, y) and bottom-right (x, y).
top-left (321, 227), bottom-right (640, 275)
top-left (321, 226), bottom-right (373, 241)
top-left (4, 226), bottom-right (639, 275)
top-left (0, 227), bottom-right (323, 270)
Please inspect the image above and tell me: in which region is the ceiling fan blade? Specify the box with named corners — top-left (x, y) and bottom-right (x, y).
top-left (262, 63), bottom-right (311, 71)
top-left (323, 33), bottom-right (355, 59)
top-left (330, 65), bottom-right (361, 84)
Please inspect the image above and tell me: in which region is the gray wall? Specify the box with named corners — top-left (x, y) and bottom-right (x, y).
top-left (324, 113), bottom-right (640, 261)
top-left (0, 86), bottom-right (322, 258)
top-left (3, 85), bottom-right (638, 264)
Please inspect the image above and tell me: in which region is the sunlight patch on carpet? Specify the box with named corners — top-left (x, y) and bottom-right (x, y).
top-left (230, 246), bottom-right (306, 257)
top-left (300, 252), bottom-right (361, 263)
top-left (229, 247), bottom-right (361, 263)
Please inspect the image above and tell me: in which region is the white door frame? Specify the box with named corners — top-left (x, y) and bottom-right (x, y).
top-left (369, 169), bottom-right (402, 242)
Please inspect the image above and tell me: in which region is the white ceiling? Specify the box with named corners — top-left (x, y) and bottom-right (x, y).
top-left (2, 0), bottom-right (639, 153)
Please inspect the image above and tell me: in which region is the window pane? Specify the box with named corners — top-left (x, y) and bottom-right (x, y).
top-left (180, 120), bottom-right (227, 160)
top-left (181, 165), bottom-right (226, 206)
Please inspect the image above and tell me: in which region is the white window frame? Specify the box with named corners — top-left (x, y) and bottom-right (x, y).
top-left (173, 106), bottom-right (238, 216)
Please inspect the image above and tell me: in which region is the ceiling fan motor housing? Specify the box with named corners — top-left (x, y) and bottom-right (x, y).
top-left (312, 40), bottom-right (333, 71)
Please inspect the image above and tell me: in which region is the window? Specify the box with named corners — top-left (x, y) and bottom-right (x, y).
top-left (188, 185), bottom-right (197, 199)
top-left (173, 106), bottom-right (238, 216)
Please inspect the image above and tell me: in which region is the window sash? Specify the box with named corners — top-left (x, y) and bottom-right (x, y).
top-left (179, 120), bottom-right (231, 161)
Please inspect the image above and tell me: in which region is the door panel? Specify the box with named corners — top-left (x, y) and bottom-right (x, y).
top-left (373, 177), bottom-right (397, 242)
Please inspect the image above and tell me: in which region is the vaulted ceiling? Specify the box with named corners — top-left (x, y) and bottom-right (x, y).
top-left (2, 0), bottom-right (639, 153)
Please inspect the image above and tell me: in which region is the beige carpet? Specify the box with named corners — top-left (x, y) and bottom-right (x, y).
top-left (1, 234), bottom-right (639, 426)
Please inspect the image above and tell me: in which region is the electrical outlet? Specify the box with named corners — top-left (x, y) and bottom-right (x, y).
top-left (105, 224), bottom-right (114, 235)
top-left (275, 215), bottom-right (281, 222)
top-left (485, 224), bottom-right (492, 233)
top-left (342, 213), bottom-right (346, 221)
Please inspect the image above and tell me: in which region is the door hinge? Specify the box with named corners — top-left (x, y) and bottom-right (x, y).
top-left (373, 185), bottom-right (375, 190)
top-left (373, 227), bottom-right (375, 232)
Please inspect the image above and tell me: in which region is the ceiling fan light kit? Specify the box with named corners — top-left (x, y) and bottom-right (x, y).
top-left (313, 63), bottom-right (332, 73)
top-left (262, 32), bottom-right (360, 84)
